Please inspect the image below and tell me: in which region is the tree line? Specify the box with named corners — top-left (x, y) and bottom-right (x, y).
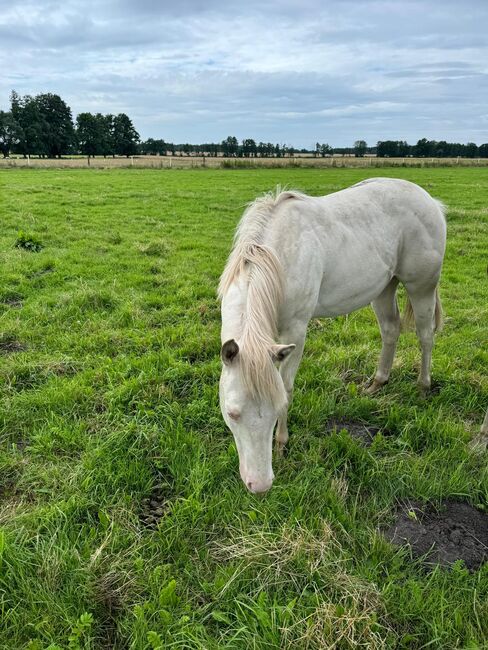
top-left (0, 91), bottom-right (140, 158)
top-left (162, 138), bottom-right (487, 159)
top-left (139, 136), bottom-right (305, 158)
top-left (377, 139), bottom-right (488, 158)
top-left (1, 91), bottom-right (487, 159)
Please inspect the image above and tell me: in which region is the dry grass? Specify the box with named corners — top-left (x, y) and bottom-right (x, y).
top-left (212, 522), bottom-right (338, 574)
top-left (285, 593), bottom-right (392, 650)
top-left (212, 524), bottom-right (393, 649)
top-left (1, 154), bottom-right (488, 170)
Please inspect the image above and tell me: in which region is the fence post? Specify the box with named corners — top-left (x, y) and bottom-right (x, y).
top-left (27, 154), bottom-right (30, 167)
top-left (169, 156), bottom-right (172, 168)
top-left (131, 156), bottom-right (134, 167)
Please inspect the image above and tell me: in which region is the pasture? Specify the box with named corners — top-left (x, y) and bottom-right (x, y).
top-left (0, 167), bottom-right (487, 648)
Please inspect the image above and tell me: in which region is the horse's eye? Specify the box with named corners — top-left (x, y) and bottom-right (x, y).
top-left (228, 410), bottom-right (240, 421)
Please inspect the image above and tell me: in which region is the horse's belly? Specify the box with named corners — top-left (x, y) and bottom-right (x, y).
top-left (313, 261), bottom-right (392, 318)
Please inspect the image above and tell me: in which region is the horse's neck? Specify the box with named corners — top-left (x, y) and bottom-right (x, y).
top-left (221, 279), bottom-right (248, 343)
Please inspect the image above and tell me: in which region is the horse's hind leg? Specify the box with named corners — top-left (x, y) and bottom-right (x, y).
top-left (365, 277), bottom-right (401, 394)
top-left (404, 284), bottom-right (438, 396)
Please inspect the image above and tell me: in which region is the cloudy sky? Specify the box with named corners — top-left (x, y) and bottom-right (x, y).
top-left (1, 0), bottom-right (487, 148)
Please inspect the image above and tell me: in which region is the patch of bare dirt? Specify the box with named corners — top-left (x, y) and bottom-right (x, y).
top-left (0, 295), bottom-right (23, 308)
top-left (384, 500), bottom-right (488, 571)
top-left (0, 336), bottom-right (26, 354)
top-left (326, 418), bottom-right (388, 447)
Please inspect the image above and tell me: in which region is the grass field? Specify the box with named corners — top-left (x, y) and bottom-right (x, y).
top-left (0, 167), bottom-right (487, 649)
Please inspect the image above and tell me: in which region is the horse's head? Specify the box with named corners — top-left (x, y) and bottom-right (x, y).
top-left (219, 338), bottom-right (294, 494)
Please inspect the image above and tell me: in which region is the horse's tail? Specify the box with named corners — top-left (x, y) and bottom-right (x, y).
top-left (402, 286), bottom-right (443, 332)
top-left (434, 287), bottom-right (444, 332)
top-left (402, 295), bottom-right (415, 331)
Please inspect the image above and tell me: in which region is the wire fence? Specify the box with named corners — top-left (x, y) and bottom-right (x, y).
top-left (1, 155), bottom-right (488, 170)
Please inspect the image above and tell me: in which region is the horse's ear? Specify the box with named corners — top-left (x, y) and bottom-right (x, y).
top-left (221, 339), bottom-right (239, 365)
top-left (270, 343), bottom-right (295, 363)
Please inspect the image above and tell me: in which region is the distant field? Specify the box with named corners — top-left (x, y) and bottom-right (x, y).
top-left (0, 167), bottom-right (487, 648)
top-left (2, 154), bottom-right (488, 169)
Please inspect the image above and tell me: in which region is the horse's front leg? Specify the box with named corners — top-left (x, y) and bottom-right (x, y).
top-left (275, 328), bottom-right (306, 456)
top-left (275, 393), bottom-right (293, 456)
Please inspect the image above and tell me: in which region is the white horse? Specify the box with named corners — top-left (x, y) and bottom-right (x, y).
top-left (219, 178), bottom-right (446, 493)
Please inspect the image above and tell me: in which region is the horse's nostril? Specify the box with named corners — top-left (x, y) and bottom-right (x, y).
top-left (245, 479), bottom-right (272, 494)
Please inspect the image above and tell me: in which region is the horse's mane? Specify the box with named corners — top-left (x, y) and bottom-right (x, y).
top-left (218, 188), bottom-right (306, 408)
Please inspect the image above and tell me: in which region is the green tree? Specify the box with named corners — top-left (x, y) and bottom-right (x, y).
top-left (95, 113), bottom-right (115, 157)
top-left (479, 143), bottom-right (488, 158)
top-left (415, 138), bottom-right (432, 157)
top-left (112, 113), bottom-right (139, 157)
top-left (377, 140), bottom-right (410, 157)
top-left (35, 93), bottom-right (75, 157)
top-left (76, 112), bottom-right (101, 157)
top-left (221, 136), bottom-right (238, 157)
top-left (242, 138), bottom-right (257, 157)
top-left (10, 91), bottom-right (74, 157)
top-left (354, 140), bottom-right (367, 157)
top-left (140, 138), bottom-right (167, 155)
top-left (10, 91), bottom-right (46, 156)
top-left (320, 143), bottom-right (333, 157)
top-left (0, 110), bottom-right (23, 157)
top-left (465, 142), bottom-right (478, 158)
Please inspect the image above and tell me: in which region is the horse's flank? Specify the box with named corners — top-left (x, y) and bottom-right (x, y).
top-left (218, 189), bottom-right (305, 409)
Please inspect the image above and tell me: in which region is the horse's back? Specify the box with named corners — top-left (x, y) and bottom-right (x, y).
top-left (267, 178), bottom-right (446, 319)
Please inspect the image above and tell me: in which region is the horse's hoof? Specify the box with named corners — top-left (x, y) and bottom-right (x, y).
top-left (469, 433), bottom-right (488, 453)
top-left (364, 379), bottom-right (385, 395)
top-left (417, 385), bottom-right (430, 399)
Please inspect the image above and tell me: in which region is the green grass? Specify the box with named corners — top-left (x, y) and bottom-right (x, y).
top-left (0, 167), bottom-right (487, 649)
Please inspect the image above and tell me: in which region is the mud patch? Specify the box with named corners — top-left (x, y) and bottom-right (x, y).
top-left (384, 500), bottom-right (488, 571)
top-left (0, 334), bottom-right (26, 354)
top-left (327, 418), bottom-right (386, 447)
top-left (0, 292), bottom-right (23, 308)
top-left (139, 483), bottom-right (172, 528)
